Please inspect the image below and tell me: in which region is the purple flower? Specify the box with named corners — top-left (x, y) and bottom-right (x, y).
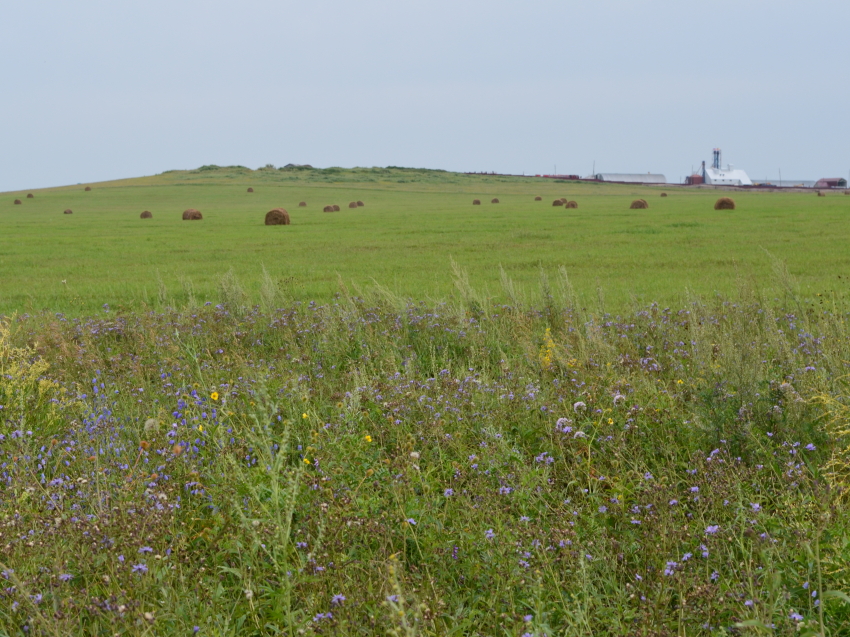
top-left (744, 600), bottom-right (754, 607)
top-left (58, 574), bottom-right (73, 582)
top-left (690, 486), bottom-right (699, 493)
top-left (805, 443), bottom-right (816, 451)
top-left (443, 488), bottom-right (454, 497)
top-left (669, 499), bottom-right (678, 506)
top-left (406, 518), bottom-right (416, 526)
top-left (750, 502), bottom-right (761, 512)
top-left (132, 563), bottom-right (148, 574)
top-left (523, 614), bottom-right (533, 622)
top-left (630, 519), bottom-right (641, 525)
top-left (790, 611), bottom-right (803, 621)
top-left (331, 594), bottom-right (346, 606)
top-left (573, 401), bottom-right (587, 413)
top-left (710, 571), bottom-right (719, 581)
top-left (485, 528), bottom-right (495, 540)
top-left (520, 516), bottom-right (530, 522)
top-left (386, 595), bottom-right (399, 603)
top-left (705, 525), bottom-right (720, 535)
top-left (664, 561), bottom-right (677, 576)
top-left (312, 612), bottom-right (333, 622)
top-left (643, 472), bottom-right (653, 480)
top-left (139, 546), bottom-right (153, 554)
top-left (598, 505), bottom-right (608, 513)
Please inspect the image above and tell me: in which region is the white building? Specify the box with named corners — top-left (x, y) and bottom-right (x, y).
top-left (703, 149), bottom-right (752, 186)
top-left (593, 173), bottom-right (667, 184)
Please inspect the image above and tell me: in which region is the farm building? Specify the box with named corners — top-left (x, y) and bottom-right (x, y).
top-left (702, 149), bottom-right (752, 186)
top-left (593, 173), bottom-right (667, 184)
top-left (815, 177), bottom-right (848, 188)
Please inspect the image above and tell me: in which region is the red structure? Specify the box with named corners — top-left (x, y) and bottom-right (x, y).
top-left (815, 178), bottom-right (848, 188)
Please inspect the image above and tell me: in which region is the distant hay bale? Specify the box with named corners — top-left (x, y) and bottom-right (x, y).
top-left (332, 204), bottom-right (340, 211)
top-left (817, 191), bottom-right (826, 197)
top-left (491, 198), bottom-right (499, 204)
top-left (348, 201), bottom-right (358, 209)
top-left (299, 201), bottom-right (307, 207)
top-left (552, 199), bottom-right (563, 206)
top-left (629, 199), bottom-right (648, 209)
top-left (559, 198), bottom-right (568, 204)
top-left (64, 209), bottom-right (73, 214)
top-left (247, 187), bottom-right (254, 193)
top-left (323, 205), bottom-right (334, 212)
top-left (660, 192), bottom-right (668, 197)
top-left (182, 208), bottom-right (203, 220)
top-left (26, 193), bottom-right (33, 199)
top-left (534, 196), bottom-right (542, 201)
top-left (140, 210), bottom-right (152, 219)
top-left (565, 200), bottom-right (578, 209)
top-left (14, 199), bottom-right (21, 205)
top-left (265, 208), bottom-right (291, 225)
top-left (472, 199), bottom-right (481, 205)
top-left (714, 197), bottom-right (736, 210)
top-left (357, 201), bottom-right (364, 207)
top-left (84, 187), bottom-right (91, 192)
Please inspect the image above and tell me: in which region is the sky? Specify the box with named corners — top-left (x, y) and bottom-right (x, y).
top-left (1, 0), bottom-right (848, 192)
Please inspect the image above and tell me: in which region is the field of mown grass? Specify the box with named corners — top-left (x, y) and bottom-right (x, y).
top-left (2, 165), bottom-right (849, 315)
top-left (2, 167), bottom-right (850, 635)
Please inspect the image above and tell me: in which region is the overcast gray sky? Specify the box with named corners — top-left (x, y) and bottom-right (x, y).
top-left (2, 0), bottom-right (848, 192)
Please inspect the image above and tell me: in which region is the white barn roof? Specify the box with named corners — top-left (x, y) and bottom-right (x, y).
top-left (704, 166), bottom-right (752, 186)
top-left (594, 173), bottom-right (667, 184)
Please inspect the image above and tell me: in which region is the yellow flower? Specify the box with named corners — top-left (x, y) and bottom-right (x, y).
top-left (302, 413), bottom-right (308, 419)
top-left (364, 435), bottom-right (373, 443)
top-left (198, 425), bottom-right (204, 432)
top-left (607, 418), bottom-right (613, 425)
top-left (676, 380), bottom-right (684, 385)
top-left (303, 458), bottom-right (311, 464)
top-left (211, 392), bottom-right (219, 401)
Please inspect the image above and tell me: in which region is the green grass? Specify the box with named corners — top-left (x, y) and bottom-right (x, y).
top-left (3, 166), bottom-right (849, 315)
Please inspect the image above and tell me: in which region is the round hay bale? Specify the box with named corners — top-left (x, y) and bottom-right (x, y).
top-left (298, 201), bottom-right (307, 207)
top-left (491, 198), bottom-right (499, 204)
top-left (629, 199), bottom-right (648, 209)
top-left (845, 191), bottom-right (850, 195)
top-left (14, 199), bottom-right (21, 205)
top-left (247, 187), bottom-right (254, 193)
top-left (817, 191), bottom-right (826, 197)
top-left (356, 201), bottom-right (364, 207)
top-left (534, 196), bottom-right (542, 201)
top-left (472, 199), bottom-right (481, 205)
top-left (552, 199), bottom-right (564, 206)
top-left (348, 201), bottom-right (358, 209)
top-left (84, 187), bottom-right (91, 192)
top-left (323, 205), bottom-right (334, 212)
top-left (182, 208), bottom-right (203, 220)
top-left (333, 204), bottom-right (340, 212)
top-left (64, 209), bottom-right (73, 214)
top-left (265, 208), bottom-right (290, 225)
top-left (660, 192), bottom-right (668, 197)
top-left (565, 201), bottom-right (578, 209)
top-left (714, 197), bottom-right (736, 210)
top-left (26, 193), bottom-right (33, 199)
top-left (140, 210), bottom-right (152, 219)
top-left (559, 198), bottom-right (568, 204)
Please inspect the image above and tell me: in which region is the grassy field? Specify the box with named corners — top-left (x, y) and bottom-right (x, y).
top-left (2, 167), bottom-right (850, 635)
top-left (2, 166), bottom-right (849, 315)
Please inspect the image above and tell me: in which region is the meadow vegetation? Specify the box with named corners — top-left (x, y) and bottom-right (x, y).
top-left (1, 167), bottom-right (849, 635)
top-left (2, 165), bottom-right (850, 315)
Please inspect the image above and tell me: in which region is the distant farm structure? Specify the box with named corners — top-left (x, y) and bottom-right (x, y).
top-left (593, 173), bottom-right (667, 184)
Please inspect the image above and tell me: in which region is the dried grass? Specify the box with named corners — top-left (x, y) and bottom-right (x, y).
top-left (714, 197), bottom-right (736, 210)
top-left (182, 209), bottom-right (203, 220)
top-left (629, 199), bottom-right (648, 209)
top-left (140, 211), bottom-right (152, 219)
top-left (265, 208), bottom-right (291, 225)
